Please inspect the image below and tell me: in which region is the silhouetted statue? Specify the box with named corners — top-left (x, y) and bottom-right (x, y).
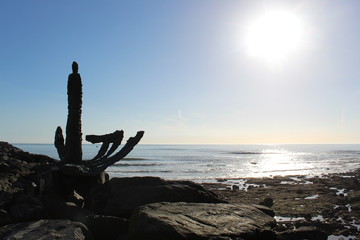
top-left (65, 61), bottom-right (82, 163)
top-left (54, 62), bottom-right (144, 176)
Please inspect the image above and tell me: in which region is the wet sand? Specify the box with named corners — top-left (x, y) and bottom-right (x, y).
top-left (202, 170), bottom-right (360, 239)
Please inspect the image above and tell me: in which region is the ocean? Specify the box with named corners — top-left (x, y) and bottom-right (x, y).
top-left (14, 144), bottom-right (360, 181)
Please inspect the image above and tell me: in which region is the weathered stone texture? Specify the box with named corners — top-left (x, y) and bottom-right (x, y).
top-left (129, 202), bottom-right (276, 240)
top-left (0, 219), bottom-right (90, 240)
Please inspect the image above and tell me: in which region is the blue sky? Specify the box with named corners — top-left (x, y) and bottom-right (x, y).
top-left (1, 0), bottom-right (360, 144)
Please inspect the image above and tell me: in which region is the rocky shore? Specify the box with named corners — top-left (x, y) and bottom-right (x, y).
top-left (0, 141), bottom-right (358, 239)
top-left (202, 171), bottom-right (360, 239)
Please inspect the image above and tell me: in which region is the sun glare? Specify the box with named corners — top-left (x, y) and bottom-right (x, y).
top-left (245, 10), bottom-right (304, 66)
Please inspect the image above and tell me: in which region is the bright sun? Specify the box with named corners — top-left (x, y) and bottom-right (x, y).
top-left (245, 10), bottom-right (304, 66)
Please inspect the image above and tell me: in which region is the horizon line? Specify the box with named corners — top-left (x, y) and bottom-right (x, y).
top-left (10, 142), bottom-right (360, 145)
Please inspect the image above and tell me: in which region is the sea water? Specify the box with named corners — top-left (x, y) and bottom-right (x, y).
top-left (13, 144), bottom-right (360, 181)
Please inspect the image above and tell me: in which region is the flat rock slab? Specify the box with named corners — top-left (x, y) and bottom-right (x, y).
top-left (87, 176), bottom-right (225, 218)
top-left (0, 219), bottom-right (90, 240)
top-left (129, 202), bottom-right (276, 240)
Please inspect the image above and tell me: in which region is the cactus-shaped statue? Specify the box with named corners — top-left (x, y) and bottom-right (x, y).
top-left (65, 61), bottom-right (82, 163)
top-left (55, 61), bottom-right (144, 176)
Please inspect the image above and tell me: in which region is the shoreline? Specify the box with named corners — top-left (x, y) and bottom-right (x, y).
top-left (201, 169), bottom-right (360, 238)
top-left (2, 141), bottom-right (360, 239)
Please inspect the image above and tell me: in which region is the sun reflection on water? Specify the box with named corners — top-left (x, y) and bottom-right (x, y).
top-left (243, 148), bottom-right (315, 178)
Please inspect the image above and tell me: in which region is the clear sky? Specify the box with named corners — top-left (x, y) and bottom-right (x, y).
top-left (1, 0), bottom-right (360, 144)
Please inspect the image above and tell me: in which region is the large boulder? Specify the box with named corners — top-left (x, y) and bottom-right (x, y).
top-left (129, 202), bottom-right (276, 240)
top-left (86, 176), bottom-right (226, 218)
top-left (0, 219), bottom-right (91, 240)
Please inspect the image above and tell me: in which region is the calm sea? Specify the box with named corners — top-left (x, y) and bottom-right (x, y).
top-left (13, 144), bottom-right (360, 181)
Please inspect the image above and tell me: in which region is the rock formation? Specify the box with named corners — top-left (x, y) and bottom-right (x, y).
top-left (54, 62), bottom-right (144, 176)
top-left (129, 202), bottom-right (277, 240)
top-left (65, 61), bottom-right (83, 163)
top-left (86, 176), bottom-right (225, 218)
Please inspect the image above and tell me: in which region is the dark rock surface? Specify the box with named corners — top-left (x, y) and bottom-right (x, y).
top-left (129, 202), bottom-right (276, 240)
top-left (0, 142), bottom-right (56, 226)
top-left (0, 219), bottom-right (91, 240)
top-left (42, 193), bottom-right (94, 222)
top-left (205, 172), bottom-right (360, 237)
top-left (87, 176), bottom-right (226, 218)
top-left (86, 215), bottom-right (129, 240)
top-left (277, 226), bottom-right (328, 240)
